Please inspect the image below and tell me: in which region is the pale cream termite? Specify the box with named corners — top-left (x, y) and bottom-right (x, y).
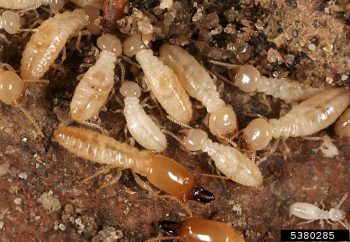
top-left (0, 64), bottom-right (47, 137)
top-left (120, 81), bottom-right (167, 152)
top-left (0, 0), bottom-right (65, 12)
top-left (159, 44), bottom-right (238, 139)
top-left (289, 194), bottom-right (349, 230)
top-left (123, 34), bottom-right (193, 124)
top-left (164, 127), bottom-right (262, 186)
top-left (20, 9), bottom-right (89, 81)
top-left (210, 60), bottom-right (323, 103)
top-left (70, 33), bottom-right (122, 122)
top-left (53, 126), bottom-right (215, 203)
top-left (334, 108), bottom-right (350, 137)
top-left (241, 88), bottom-right (350, 150)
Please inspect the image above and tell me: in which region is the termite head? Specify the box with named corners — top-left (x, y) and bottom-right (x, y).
top-left (329, 208), bottom-right (345, 222)
top-left (147, 154), bottom-right (214, 203)
top-left (241, 118), bottom-right (272, 150)
top-left (49, 0), bottom-right (65, 12)
top-left (123, 34), bottom-right (147, 57)
top-left (159, 219), bottom-right (246, 242)
top-left (0, 69), bottom-right (25, 105)
top-left (97, 33), bottom-right (122, 56)
top-left (120, 81), bottom-right (141, 98)
top-left (1, 11), bottom-right (21, 34)
top-left (181, 128), bottom-right (208, 152)
top-left (229, 64), bottom-right (261, 93)
top-left (208, 105), bottom-right (237, 139)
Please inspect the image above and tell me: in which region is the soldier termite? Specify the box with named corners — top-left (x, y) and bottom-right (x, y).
top-left (159, 44), bottom-right (238, 139)
top-left (123, 34), bottom-right (193, 124)
top-left (146, 218), bottom-right (246, 242)
top-left (289, 194), bottom-right (349, 230)
top-left (53, 126), bottom-right (215, 203)
top-left (20, 9), bottom-right (89, 81)
top-left (70, 33), bottom-right (122, 122)
top-left (210, 60), bottom-right (323, 103)
top-left (241, 88), bottom-right (350, 150)
top-left (334, 108), bottom-right (350, 137)
top-left (120, 81), bottom-right (167, 152)
top-left (0, 64), bottom-right (48, 137)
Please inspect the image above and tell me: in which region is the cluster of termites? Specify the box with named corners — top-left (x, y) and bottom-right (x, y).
top-left (1, 1), bottom-right (349, 241)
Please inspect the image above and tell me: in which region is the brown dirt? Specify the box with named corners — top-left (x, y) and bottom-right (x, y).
top-left (0, 1), bottom-right (349, 242)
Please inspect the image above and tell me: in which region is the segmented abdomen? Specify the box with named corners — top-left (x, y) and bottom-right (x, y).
top-left (124, 97), bottom-right (167, 152)
top-left (70, 51), bottom-right (116, 121)
top-left (136, 49), bottom-right (193, 124)
top-left (160, 44), bottom-right (225, 113)
top-left (20, 9), bottom-right (89, 80)
top-left (54, 126), bottom-right (151, 176)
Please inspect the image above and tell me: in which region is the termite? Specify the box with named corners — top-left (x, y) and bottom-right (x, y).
top-left (241, 88), bottom-right (350, 150)
top-left (120, 81), bottom-right (167, 152)
top-left (123, 34), bottom-right (193, 124)
top-left (180, 128), bottom-right (263, 186)
top-left (20, 8), bottom-right (89, 81)
top-left (147, 218), bottom-right (246, 242)
top-left (0, 63), bottom-right (48, 137)
top-left (334, 108), bottom-right (350, 137)
top-left (0, 0), bottom-right (65, 12)
top-left (289, 194), bottom-right (349, 230)
top-left (210, 60), bottom-right (323, 103)
top-left (159, 44), bottom-right (238, 139)
top-left (70, 33), bottom-right (122, 122)
top-left (53, 126), bottom-right (215, 203)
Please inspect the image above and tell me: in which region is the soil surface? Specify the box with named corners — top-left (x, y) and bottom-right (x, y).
top-left (0, 1), bottom-right (349, 241)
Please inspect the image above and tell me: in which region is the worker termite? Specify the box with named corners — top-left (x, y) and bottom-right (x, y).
top-left (123, 34), bottom-right (193, 124)
top-left (0, 64), bottom-right (48, 137)
top-left (0, 0), bottom-right (65, 12)
top-left (53, 126), bottom-right (214, 203)
top-left (210, 60), bottom-right (323, 103)
top-left (146, 218), bottom-right (246, 242)
top-left (241, 88), bottom-right (350, 150)
top-left (70, 33), bottom-right (122, 122)
top-left (289, 194), bottom-right (349, 230)
top-left (20, 8), bottom-right (89, 81)
top-left (120, 81), bottom-right (167, 152)
top-left (334, 108), bottom-right (350, 137)
top-left (159, 44), bottom-right (238, 139)
top-left (164, 123), bottom-right (263, 186)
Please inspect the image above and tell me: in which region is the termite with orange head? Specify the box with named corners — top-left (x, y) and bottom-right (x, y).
top-left (123, 34), bottom-right (193, 124)
top-left (147, 218), bottom-right (246, 242)
top-left (210, 60), bottom-right (323, 103)
top-left (0, 0), bottom-right (65, 12)
top-left (159, 44), bottom-right (238, 139)
top-left (70, 33), bottom-right (122, 122)
top-left (0, 63), bottom-right (49, 137)
top-left (53, 126), bottom-right (214, 203)
top-left (120, 81), bottom-right (167, 152)
top-left (20, 8), bottom-right (90, 81)
top-left (334, 108), bottom-right (350, 137)
top-left (241, 88), bottom-right (350, 150)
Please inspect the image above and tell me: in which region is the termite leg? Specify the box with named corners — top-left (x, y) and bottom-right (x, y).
top-left (117, 62), bottom-right (125, 83)
top-left (77, 120), bottom-right (109, 135)
top-left (0, 33), bottom-right (11, 44)
top-left (80, 165), bottom-right (113, 184)
top-left (59, 46), bottom-right (67, 65)
top-left (131, 170), bottom-right (158, 197)
top-left (158, 195), bottom-right (193, 217)
top-left (140, 96), bottom-right (157, 109)
top-left (14, 101), bottom-right (44, 138)
top-left (97, 168), bottom-right (123, 192)
top-left (145, 236), bottom-right (182, 242)
top-left (297, 220), bottom-right (314, 227)
top-left (336, 193), bottom-right (348, 208)
top-left (325, 219), bottom-right (335, 226)
top-left (75, 30), bottom-right (91, 52)
top-left (338, 220), bottom-right (350, 230)
top-left (22, 19), bottom-right (43, 38)
top-left (209, 59), bottom-right (238, 69)
top-left (18, 4), bottom-right (41, 16)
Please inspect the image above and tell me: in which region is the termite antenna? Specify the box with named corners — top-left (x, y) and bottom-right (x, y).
top-left (209, 60), bottom-right (238, 69)
top-left (161, 128), bottom-right (185, 146)
top-left (145, 236), bottom-right (182, 242)
top-left (166, 115), bottom-right (191, 129)
top-left (121, 55), bottom-right (141, 69)
top-left (117, 61), bottom-right (126, 83)
top-left (14, 102), bottom-right (44, 138)
top-left (23, 79), bottom-right (50, 84)
top-left (207, 69), bottom-right (234, 86)
top-left (158, 195), bottom-right (193, 218)
top-left (195, 172), bottom-right (232, 181)
top-left (336, 193), bottom-right (348, 208)
top-left (217, 133), bottom-right (238, 148)
top-left (338, 220), bottom-right (350, 230)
